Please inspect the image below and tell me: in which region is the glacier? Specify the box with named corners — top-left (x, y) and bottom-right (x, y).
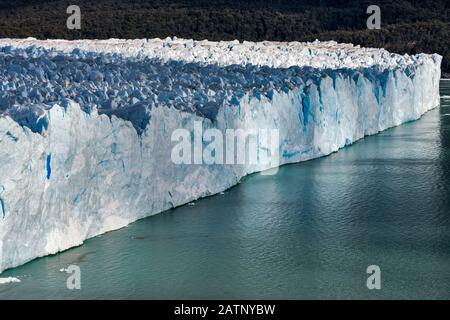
top-left (0, 38), bottom-right (442, 273)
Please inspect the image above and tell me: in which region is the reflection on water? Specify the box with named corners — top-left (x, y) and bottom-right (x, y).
top-left (1, 81), bottom-right (450, 299)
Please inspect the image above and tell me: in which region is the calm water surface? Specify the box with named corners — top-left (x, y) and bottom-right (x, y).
top-left (1, 81), bottom-right (449, 299)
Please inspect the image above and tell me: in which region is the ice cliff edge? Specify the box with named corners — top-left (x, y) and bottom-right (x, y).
top-left (0, 38), bottom-right (442, 272)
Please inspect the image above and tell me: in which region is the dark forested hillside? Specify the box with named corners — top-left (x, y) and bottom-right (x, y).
top-left (0, 0), bottom-right (449, 75)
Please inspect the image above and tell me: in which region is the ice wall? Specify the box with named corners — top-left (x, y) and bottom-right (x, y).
top-left (0, 38), bottom-right (442, 273)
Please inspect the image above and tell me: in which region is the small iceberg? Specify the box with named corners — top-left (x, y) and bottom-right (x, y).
top-left (0, 277), bottom-right (21, 285)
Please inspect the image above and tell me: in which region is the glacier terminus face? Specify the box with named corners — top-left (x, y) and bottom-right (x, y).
top-left (0, 38), bottom-right (442, 273)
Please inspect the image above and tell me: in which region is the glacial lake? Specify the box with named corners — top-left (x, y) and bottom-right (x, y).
top-left (1, 80), bottom-right (449, 299)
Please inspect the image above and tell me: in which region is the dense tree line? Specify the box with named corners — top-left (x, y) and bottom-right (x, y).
top-left (0, 0), bottom-right (448, 75)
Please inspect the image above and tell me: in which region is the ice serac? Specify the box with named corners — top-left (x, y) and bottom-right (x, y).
top-left (0, 38), bottom-right (442, 272)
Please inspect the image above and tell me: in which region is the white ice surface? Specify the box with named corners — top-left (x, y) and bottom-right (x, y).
top-left (0, 37), bottom-right (434, 70)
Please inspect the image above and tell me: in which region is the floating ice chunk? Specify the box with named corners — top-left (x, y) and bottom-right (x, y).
top-left (0, 277), bottom-right (21, 284)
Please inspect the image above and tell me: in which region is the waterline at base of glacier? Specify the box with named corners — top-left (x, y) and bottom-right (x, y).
top-left (2, 96), bottom-right (450, 299)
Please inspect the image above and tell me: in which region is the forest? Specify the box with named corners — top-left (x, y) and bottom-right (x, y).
top-left (0, 0), bottom-right (448, 76)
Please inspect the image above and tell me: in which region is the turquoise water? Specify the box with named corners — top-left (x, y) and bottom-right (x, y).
top-left (1, 81), bottom-right (450, 299)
